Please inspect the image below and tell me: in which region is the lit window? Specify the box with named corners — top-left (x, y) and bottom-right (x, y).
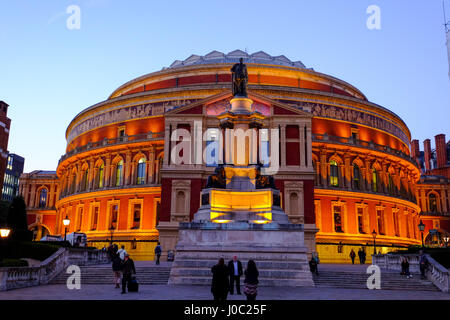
top-left (353, 164), bottom-right (360, 190)
top-left (39, 189), bottom-right (48, 208)
top-left (116, 160), bottom-right (123, 186)
top-left (132, 203), bottom-right (141, 229)
top-left (393, 211), bottom-right (399, 236)
top-left (111, 204), bottom-right (118, 229)
top-left (330, 160), bottom-right (339, 187)
top-left (372, 169), bottom-right (378, 192)
top-left (76, 207), bottom-right (83, 231)
top-left (97, 164), bottom-right (104, 188)
top-left (429, 194), bottom-right (437, 212)
top-left (137, 158), bottom-right (146, 185)
top-left (83, 169), bottom-right (89, 191)
top-left (377, 209), bottom-right (385, 235)
top-left (357, 207), bottom-right (365, 233)
top-left (333, 206), bottom-right (343, 233)
top-left (91, 207), bottom-right (99, 230)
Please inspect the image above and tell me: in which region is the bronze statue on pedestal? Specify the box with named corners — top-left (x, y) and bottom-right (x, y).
top-left (231, 58), bottom-right (248, 97)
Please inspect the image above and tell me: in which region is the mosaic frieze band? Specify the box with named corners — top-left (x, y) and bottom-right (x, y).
top-left (68, 97), bottom-right (409, 147)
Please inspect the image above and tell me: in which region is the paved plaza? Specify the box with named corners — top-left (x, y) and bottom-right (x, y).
top-left (1, 262), bottom-right (448, 300)
top-left (0, 283), bottom-right (449, 300)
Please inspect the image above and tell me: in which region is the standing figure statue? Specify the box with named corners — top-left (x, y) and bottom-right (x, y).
top-left (231, 58), bottom-right (248, 97)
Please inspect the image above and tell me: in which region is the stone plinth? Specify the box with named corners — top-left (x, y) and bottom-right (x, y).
top-left (168, 222), bottom-right (314, 287)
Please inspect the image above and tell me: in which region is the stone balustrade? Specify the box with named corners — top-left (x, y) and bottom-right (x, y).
top-left (372, 253), bottom-right (449, 292)
top-left (0, 247), bottom-right (109, 291)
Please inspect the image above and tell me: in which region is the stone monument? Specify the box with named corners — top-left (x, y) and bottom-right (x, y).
top-left (168, 58), bottom-right (314, 287)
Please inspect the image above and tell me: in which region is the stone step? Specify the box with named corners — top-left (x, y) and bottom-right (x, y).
top-left (170, 267), bottom-right (310, 278)
top-left (311, 271), bottom-right (439, 291)
top-left (172, 260), bottom-right (305, 270)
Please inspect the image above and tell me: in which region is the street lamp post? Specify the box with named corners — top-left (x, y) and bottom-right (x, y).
top-left (418, 220), bottom-right (425, 248)
top-left (109, 224), bottom-right (114, 244)
top-left (62, 215), bottom-right (70, 242)
top-left (372, 229), bottom-right (377, 255)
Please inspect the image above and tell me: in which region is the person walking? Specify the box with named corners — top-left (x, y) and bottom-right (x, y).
top-left (112, 253), bottom-right (122, 288)
top-left (419, 250), bottom-right (428, 279)
top-left (107, 243), bottom-right (115, 261)
top-left (121, 253), bottom-right (136, 294)
top-left (350, 249), bottom-right (356, 264)
top-left (401, 257), bottom-right (412, 279)
top-left (154, 242), bottom-right (162, 265)
top-left (309, 255), bottom-right (318, 275)
top-left (228, 256), bottom-right (243, 295)
top-left (361, 249), bottom-right (366, 264)
top-left (117, 245), bottom-right (127, 261)
top-left (243, 260), bottom-right (259, 301)
top-left (357, 249), bottom-right (363, 264)
top-left (211, 258), bottom-right (229, 301)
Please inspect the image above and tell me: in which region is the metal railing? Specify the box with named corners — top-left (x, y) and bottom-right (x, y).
top-left (59, 131), bottom-right (164, 164)
top-left (312, 133), bottom-right (418, 167)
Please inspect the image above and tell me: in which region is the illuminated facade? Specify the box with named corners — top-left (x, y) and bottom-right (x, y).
top-left (412, 134), bottom-right (450, 246)
top-left (21, 50), bottom-right (423, 261)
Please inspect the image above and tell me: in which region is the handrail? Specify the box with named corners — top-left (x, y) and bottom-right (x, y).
top-left (312, 133), bottom-right (418, 168)
top-left (0, 247), bottom-right (109, 291)
top-left (372, 253), bottom-right (449, 292)
top-left (59, 131), bottom-right (164, 164)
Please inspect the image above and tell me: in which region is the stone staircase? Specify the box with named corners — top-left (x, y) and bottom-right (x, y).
top-left (51, 263), bottom-right (171, 285)
top-left (313, 265), bottom-right (439, 291)
top-left (169, 256), bottom-right (313, 287)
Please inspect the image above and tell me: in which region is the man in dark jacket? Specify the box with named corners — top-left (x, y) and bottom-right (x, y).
top-left (154, 242), bottom-right (162, 265)
top-left (227, 256), bottom-right (243, 295)
top-left (121, 254), bottom-right (136, 294)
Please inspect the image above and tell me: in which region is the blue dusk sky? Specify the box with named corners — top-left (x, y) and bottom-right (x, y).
top-left (0, 0), bottom-right (449, 172)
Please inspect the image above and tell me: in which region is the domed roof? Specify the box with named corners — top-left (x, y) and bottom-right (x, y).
top-left (167, 50), bottom-right (309, 69)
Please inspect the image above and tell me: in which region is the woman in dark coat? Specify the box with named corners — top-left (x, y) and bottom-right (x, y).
top-left (211, 258), bottom-right (229, 301)
top-left (243, 260), bottom-right (259, 301)
top-left (112, 254), bottom-right (122, 288)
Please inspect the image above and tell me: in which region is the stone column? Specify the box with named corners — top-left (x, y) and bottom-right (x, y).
top-left (306, 124), bottom-right (312, 169)
top-left (440, 187), bottom-right (447, 212)
top-left (105, 156), bottom-right (111, 187)
top-left (280, 125), bottom-right (286, 168)
top-left (320, 151), bottom-right (328, 187)
top-left (49, 183), bottom-right (55, 208)
top-left (30, 182), bottom-right (36, 208)
top-left (344, 156), bottom-right (351, 189)
top-left (163, 124), bottom-right (171, 167)
top-left (299, 124), bottom-right (305, 168)
top-left (88, 159), bottom-right (95, 190)
top-left (125, 152), bottom-right (132, 185)
top-left (148, 147), bottom-right (155, 184)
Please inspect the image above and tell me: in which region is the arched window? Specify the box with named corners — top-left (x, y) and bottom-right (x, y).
top-left (137, 158), bottom-right (146, 185)
top-left (115, 160), bottom-right (123, 186)
top-left (353, 164), bottom-right (360, 190)
top-left (82, 169), bottom-right (89, 191)
top-left (429, 193), bottom-right (437, 212)
top-left (39, 188), bottom-right (48, 208)
top-left (372, 169), bottom-right (378, 192)
top-left (96, 164), bottom-right (104, 189)
top-left (388, 173), bottom-right (394, 194)
top-left (330, 160), bottom-right (339, 187)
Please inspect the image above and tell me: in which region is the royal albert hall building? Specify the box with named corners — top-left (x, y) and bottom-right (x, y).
top-left (20, 50), bottom-right (422, 262)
